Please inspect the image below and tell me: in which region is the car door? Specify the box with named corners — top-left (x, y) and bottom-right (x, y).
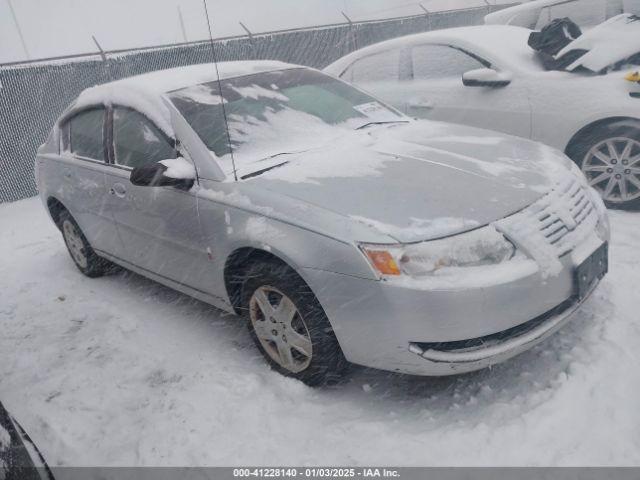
top-left (396, 43), bottom-right (531, 139)
top-left (102, 106), bottom-right (211, 289)
top-left (58, 107), bottom-right (122, 257)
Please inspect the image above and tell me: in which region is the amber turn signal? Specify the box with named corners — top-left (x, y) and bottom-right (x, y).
top-left (625, 71), bottom-right (640, 82)
top-left (364, 249), bottom-right (401, 276)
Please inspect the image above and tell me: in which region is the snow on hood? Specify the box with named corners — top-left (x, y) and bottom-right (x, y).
top-left (246, 121), bottom-right (576, 243)
top-left (559, 14), bottom-right (640, 72)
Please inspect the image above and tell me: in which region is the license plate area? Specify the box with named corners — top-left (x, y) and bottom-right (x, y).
top-left (575, 242), bottom-right (608, 299)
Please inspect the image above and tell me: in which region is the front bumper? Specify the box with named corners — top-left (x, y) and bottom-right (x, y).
top-left (407, 290), bottom-right (592, 375)
top-left (302, 230), bottom-right (607, 376)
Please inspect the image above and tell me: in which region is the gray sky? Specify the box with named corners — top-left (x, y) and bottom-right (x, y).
top-left (0, 0), bottom-right (489, 63)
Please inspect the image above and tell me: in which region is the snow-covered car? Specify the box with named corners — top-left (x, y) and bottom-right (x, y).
top-left (323, 24), bottom-right (640, 208)
top-left (484, 0), bottom-right (640, 29)
top-left (0, 401), bottom-right (53, 480)
top-left (36, 61), bottom-right (610, 386)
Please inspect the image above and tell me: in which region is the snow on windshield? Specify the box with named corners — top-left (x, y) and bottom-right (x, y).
top-left (168, 68), bottom-right (402, 175)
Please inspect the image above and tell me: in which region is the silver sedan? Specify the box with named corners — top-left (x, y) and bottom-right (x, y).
top-left (36, 61), bottom-right (610, 385)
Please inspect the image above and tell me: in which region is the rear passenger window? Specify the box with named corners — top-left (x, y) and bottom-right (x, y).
top-left (69, 108), bottom-right (105, 160)
top-left (113, 108), bottom-right (176, 169)
top-left (344, 49), bottom-right (400, 83)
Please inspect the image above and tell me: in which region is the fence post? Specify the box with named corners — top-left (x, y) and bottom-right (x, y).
top-left (341, 11), bottom-right (358, 51)
top-left (239, 21), bottom-right (257, 57)
top-left (92, 35), bottom-right (113, 81)
top-left (418, 3), bottom-right (432, 31)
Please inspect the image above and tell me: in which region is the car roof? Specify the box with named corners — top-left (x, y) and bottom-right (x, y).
top-left (67, 60), bottom-right (298, 135)
top-left (88, 60), bottom-right (296, 96)
top-left (324, 25), bottom-right (541, 75)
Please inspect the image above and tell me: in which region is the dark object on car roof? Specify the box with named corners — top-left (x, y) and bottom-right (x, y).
top-left (528, 17), bottom-right (587, 70)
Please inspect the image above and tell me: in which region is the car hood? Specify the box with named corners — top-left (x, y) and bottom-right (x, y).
top-left (245, 120), bottom-right (574, 243)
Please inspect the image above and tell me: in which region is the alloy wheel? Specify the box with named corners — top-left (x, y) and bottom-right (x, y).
top-left (249, 286), bottom-right (313, 373)
top-left (62, 219), bottom-right (88, 269)
top-left (582, 136), bottom-right (640, 204)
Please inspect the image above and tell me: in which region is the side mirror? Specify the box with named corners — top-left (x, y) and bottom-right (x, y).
top-left (462, 68), bottom-right (512, 88)
top-left (130, 157), bottom-right (196, 190)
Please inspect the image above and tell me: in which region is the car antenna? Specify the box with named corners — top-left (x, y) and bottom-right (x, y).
top-left (202, 0), bottom-right (238, 181)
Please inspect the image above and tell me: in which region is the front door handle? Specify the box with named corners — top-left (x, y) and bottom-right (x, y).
top-left (408, 99), bottom-right (435, 110)
top-left (109, 183), bottom-right (127, 198)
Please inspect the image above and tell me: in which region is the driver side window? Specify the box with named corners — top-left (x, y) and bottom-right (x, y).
top-left (112, 108), bottom-right (176, 169)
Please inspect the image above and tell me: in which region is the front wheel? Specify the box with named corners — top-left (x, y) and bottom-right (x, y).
top-left (571, 124), bottom-right (640, 209)
top-left (241, 261), bottom-right (348, 386)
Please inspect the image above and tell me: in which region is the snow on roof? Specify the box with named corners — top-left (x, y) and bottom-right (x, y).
top-left (324, 25), bottom-right (540, 76)
top-left (70, 60), bottom-right (296, 135)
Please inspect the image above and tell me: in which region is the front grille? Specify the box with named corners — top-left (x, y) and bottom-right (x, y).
top-left (496, 176), bottom-right (599, 262)
top-left (534, 177), bottom-right (597, 255)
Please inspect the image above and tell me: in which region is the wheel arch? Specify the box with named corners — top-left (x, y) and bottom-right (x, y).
top-left (223, 246), bottom-right (306, 315)
top-left (564, 116), bottom-right (640, 160)
top-left (46, 196), bottom-right (68, 229)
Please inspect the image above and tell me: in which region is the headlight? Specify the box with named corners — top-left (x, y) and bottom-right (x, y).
top-left (360, 225), bottom-right (516, 278)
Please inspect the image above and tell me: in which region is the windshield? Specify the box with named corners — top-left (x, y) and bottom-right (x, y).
top-left (168, 68), bottom-right (403, 175)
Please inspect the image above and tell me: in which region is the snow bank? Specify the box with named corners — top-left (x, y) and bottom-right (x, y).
top-left (0, 197), bottom-right (639, 466)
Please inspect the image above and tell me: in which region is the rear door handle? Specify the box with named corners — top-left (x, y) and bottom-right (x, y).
top-left (109, 183), bottom-right (127, 198)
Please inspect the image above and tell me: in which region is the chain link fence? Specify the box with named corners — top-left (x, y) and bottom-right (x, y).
top-left (0, 4), bottom-right (510, 203)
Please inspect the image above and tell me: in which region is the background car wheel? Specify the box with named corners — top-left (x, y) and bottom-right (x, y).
top-left (58, 210), bottom-right (115, 278)
top-left (570, 123), bottom-right (640, 209)
top-left (241, 261), bottom-right (348, 386)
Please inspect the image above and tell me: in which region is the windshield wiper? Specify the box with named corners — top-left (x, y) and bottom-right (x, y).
top-left (356, 120), bottom-right (409, 130)
top-left (241, 161), bottom-right (290, 179)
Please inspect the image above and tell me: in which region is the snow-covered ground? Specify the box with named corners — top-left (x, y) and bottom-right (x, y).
top-left (0, 196), bottom-right (639, 466)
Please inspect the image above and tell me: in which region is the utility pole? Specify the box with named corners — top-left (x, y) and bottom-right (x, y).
top-left (6, 0), bottom-right (31, 60)
top-left (177, 5), bottom-right (188, 43)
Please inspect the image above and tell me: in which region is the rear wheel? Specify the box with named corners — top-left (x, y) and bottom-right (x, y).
top-left (241, 261), bottom-right (348, 386)
top-left (571, 124), bottom-right (640, 209)
top-left (59, 210), bottom-right (115, 277)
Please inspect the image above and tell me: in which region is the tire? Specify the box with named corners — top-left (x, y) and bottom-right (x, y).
top-left (240, 260), bottom-right (348, 386)
top-left (569, 122), bottom-right (640, 210)
top-left (58, 210), bottom-right (115, 278)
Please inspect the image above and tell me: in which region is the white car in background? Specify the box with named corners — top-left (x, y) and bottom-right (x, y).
top-left (324, 23), bottom-right (640, 208)
top-left (484, 0), bottom-right (640, 29)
